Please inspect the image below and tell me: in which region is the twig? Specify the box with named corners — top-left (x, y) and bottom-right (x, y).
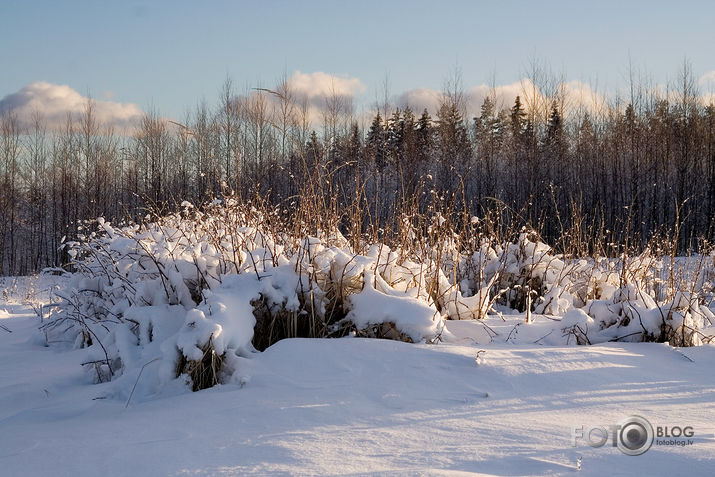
top-left (125, 357), bottom-right (161, 408)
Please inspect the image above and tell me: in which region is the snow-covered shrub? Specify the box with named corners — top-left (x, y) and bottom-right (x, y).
top-left (659, 292), bottom-right (714, 346)
top-left (578, 282), bottom-right (714, 347)
top-left (41, 198), bottom-right (714, 395)
top-left (44, 201), bottom-right (452, 393)
top-left (448, 231), bottom-right (604, 317)
top-left (44, 203), bottom-right (310, 389)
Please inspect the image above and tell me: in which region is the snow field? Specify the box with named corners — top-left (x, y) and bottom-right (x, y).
top-left (1, 305), bottom-right (715, 476)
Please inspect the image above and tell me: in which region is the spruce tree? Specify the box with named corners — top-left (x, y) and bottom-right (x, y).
top-left (366, 112), bottom-right (387, 171)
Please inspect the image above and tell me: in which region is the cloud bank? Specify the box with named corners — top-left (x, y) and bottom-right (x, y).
top-left (0, 82), bottom-right (144, 131)
top-left (4, 71), bottom-right (712, 136)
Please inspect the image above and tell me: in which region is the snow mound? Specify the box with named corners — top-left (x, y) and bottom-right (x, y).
top-left (347, 270), bottom-right (446, 342)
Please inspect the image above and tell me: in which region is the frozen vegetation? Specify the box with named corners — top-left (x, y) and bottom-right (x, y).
top-left (37, 200), bottom-right (713, 393)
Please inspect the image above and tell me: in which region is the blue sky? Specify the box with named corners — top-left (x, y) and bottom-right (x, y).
top-left (1, 0), bottom-right (714, 123)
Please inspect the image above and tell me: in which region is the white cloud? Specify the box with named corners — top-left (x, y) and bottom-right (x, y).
top-left (561, 80), bottom-right (608, 115)
top-left (288, 71), bottom-right (364, 122)
top-left (395, 87), bottom-right (443, 115)
top-left (288, 70), bottom-right (366, 101)
top-left (700, 71), bottom-right (715, 105)
top-left (0, 81), bottom-right (143, 131)
top-left (260, 71), bottom-right (367, 127)
top-left (650, 80), bottom-right (715, 107)
top-left (466, 81), bottom-right (525, 116)
top-left (698, 70), bottom-right (715, 87)
top-left (395, 81), bottom-right (528, 119)
top-left (394, 79), bottom-right (606, 120)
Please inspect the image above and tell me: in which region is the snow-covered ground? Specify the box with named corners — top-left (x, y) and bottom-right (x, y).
top-left (2, 288), bottom-right (714, 476)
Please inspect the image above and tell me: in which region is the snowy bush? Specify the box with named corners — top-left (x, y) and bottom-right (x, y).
top-left (44, 201), bottom-right (451, 393)
top-left (41, 198), bottom-right (714, 395)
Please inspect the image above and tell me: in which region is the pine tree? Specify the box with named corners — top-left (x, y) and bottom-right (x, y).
top-left (305, 130), bottom-right (322, 172)
top-left (510, 96), bottom-right (527, 139)
top-left (475, 97), bottom-right (506, 199)
top-left (366, 112), bottom-right (387, 171)
top-left (436, 99), bottom-right (472, 192)
top-left (546, 101), bottom-right (564, 149)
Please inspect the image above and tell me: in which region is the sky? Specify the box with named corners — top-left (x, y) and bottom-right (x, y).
top-left (1, 0), bottom-right (714, 128)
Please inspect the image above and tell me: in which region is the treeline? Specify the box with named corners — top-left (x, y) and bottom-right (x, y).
top-left (1, 68), bottom-right (714, 275)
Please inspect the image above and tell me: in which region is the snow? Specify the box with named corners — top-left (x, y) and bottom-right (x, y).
top-left (346, 270), bottom-right (446, 342)
top-left (2, 299), bottom-right (715, 476)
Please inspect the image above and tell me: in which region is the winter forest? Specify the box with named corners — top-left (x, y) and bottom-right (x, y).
top-left (1, 64), bottom-right (714, 276)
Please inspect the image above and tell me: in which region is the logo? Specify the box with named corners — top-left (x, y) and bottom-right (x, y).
top-left (616, 415), bottom-right (654, 455)
top-left (572, 416), bottom-right (694, 456)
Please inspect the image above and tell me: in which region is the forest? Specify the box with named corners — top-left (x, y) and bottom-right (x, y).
top-left (1, 65), bottom-right (714, 276)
